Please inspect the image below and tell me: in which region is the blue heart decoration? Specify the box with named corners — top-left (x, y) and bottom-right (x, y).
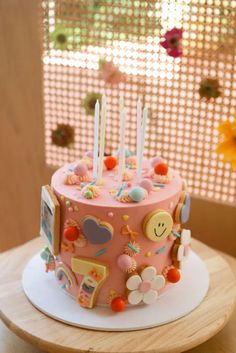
top-left (180, 194), bottom-right (191, 223)
top-left (82, 216), bottom-right (113, 244)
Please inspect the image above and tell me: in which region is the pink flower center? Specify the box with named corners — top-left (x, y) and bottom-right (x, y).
top-left (139, 280), bottom-right (151, 293)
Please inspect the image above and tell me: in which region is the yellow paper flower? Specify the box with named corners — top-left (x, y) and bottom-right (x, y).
top-left (216, 113), bottom-right (236, 170)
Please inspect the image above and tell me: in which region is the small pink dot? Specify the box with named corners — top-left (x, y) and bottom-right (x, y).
top-left (108, 212), bottom-right (114, 218)
top-left (139, 280), bottom-right (151, 293)
top-left (68, 207), bottom-right (73, 212)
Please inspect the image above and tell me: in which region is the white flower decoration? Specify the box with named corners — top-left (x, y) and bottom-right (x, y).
top-left (175, 229), bottom-right (191, 269)
top-left (126, 266), bottom-right (165, 305)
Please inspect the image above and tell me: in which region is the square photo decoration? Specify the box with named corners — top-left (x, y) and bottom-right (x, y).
top-left (40, 185), bottom-right (60, 255)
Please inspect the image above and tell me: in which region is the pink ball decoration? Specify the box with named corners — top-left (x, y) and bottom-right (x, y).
top-left (139, 178), bottom-right (153, 193)
top-left (74, 163), bottom-right (88, 177)
top-left (117, 254), bottom-right (135, 272)
top-left (85, 150), bottom-right (93, 159)
top-left (151, 156), bottom-right (163, 168)
top-left (108, 212), bottom-right (114, 218)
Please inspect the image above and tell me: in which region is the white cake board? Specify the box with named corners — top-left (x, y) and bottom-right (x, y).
top-left (22, 251), bottom-right (209, 332)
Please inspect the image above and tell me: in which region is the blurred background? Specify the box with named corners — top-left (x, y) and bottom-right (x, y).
top-left (0, 0), bottom-right (236, 255)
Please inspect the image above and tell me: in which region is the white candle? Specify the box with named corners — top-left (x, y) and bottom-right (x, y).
top-left (118, 107), bottom-right (127, 185)
top-left (136, 98), bottom-right (142, 182)
top-left (119, 95), bottom-right (124, 117)
top-left (137, 106), bottom-right (148, 182)
top-left (93, 100), bottom-right (100, 180)
top-left (97, 94), bottom-right (107, 184)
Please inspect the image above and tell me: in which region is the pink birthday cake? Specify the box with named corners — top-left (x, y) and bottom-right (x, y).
top-left (40, 151), bottom-right (191, 312)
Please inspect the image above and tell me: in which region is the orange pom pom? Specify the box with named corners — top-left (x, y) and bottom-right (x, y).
top-left (111, 297), bottom-right (126, 312)
top-left (167, 268), bottom-right (181, 283)
top-left (154, 162), bottom-right (168, 175)
top-left (63, 226), bottom-right (80, 241)
top-left (104, 156), bottom-right (117, 170)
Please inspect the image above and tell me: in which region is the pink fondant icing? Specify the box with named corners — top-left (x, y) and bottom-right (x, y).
top-left (51, 159), bottom-right (183, 306)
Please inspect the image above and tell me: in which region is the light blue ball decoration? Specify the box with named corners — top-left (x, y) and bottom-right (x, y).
top-left (115, 148), bottom-right (133, 158)
top-left (128, 186), bottom-right (146, 202)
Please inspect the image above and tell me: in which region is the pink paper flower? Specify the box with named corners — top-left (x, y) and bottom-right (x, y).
top-left (99, 60), bottom-right (125, 85)
top-left (160, 28), bottom-right (183, 58)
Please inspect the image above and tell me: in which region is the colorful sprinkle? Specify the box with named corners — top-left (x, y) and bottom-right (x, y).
top-left (65, 200), bottom-right (71, 207)
top-left (116, 183), bottom-right (127, 197)
top-left (108, 212), bottom-right (114, 218)
top-left (95, 248), bottom-right (107, 257)
top-left (74, 206), bottom-right (79, 212)
top-left (145, 251), bottom-right (152, 257)
top-left (98, 179), bottom-right (105, 186)
top-left (60, 195), bottom-right (65, 201)
top-left (109, 289), bottom-right (117, 297)
top-left (106, 289), bottom-right (117, 305)
top-left (124, 241), bottom-right (141, 256)
top-left (68, 207), bottom-right (74, 212)
top-left (171, 229), bottom-right (181, 238)
top-left (155, 246), bottom-right (166, 255)
top-left (153, 183), bottom-right (166, 188)
top-left (127, 242), bottom-right (139, 254)
top-left (109, 188), bottom-right (117, 195)
top-left (122, 214), bottom-right (129, 221)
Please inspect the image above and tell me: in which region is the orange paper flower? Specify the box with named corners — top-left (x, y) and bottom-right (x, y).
top-left (216, 113), bottom-right (236, 170)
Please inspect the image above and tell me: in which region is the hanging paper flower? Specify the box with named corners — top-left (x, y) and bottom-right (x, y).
top-left (126, 266), bottom-right (165, 305)
top-left (99, 59), bottom-right (125, 85)
top-left (160, 28), bottom-right (183, 58)
top-left (50, 25), bottom-right (73, 50)
top-left (93, 0), bottom-right (102, 9)
top-left (216, 112), bottom-right (236, 170)
top-left (199, 78), bottom-right (221, 101)
top-left (51, 123), bottom-right (75, 147)
top-left (82, 93), bottom-right (102, 115)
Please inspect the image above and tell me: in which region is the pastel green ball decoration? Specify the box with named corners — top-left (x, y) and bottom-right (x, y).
top-left (84, 190), bottom-right (93, 199)
top-left (128, 186), bottom-right (146, 202)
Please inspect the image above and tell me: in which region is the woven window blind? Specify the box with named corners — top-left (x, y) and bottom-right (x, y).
top-left (42, 0), bottom-right (236, 204)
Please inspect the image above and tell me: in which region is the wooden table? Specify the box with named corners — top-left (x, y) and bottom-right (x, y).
top-left (0, 238), bottom-right (235, 353)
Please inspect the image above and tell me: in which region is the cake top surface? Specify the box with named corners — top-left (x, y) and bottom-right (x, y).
top-left (51, 154), bottom-right (182, 208)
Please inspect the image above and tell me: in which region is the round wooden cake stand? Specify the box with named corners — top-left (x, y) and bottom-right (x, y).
top-left (0, 238), bottom-right (235, 353)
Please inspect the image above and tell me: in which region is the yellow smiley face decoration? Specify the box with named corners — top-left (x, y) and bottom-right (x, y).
top-left (143, 209), bottom-right (173, 242)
